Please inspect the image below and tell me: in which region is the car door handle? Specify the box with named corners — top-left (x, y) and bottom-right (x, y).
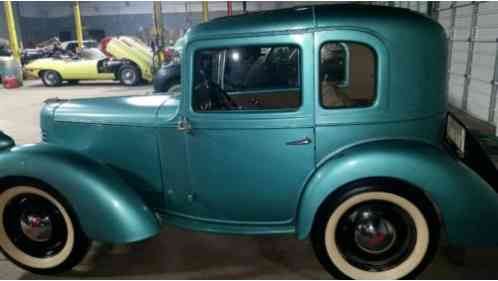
top-left (286, 137), bottom-right (312, 146)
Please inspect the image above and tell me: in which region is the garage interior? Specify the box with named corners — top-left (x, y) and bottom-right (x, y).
top-left (2, 1), bottom-right (498, 279)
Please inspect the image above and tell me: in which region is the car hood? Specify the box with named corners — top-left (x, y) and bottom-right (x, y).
top-left (53, 95), bottom-right (180, 126)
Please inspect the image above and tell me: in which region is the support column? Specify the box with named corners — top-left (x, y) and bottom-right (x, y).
top-left (202, 1), bottom-right (209, 22)
top-left (3, 1), bottom-right (20, 63)
top-left (242, 1), bottom-right (247, 13)
top-left (227, 1), bottom-right (232, 16)
top-left (73, 1), bottom-right (84, 48)
top-left (152, 1), bottom-right (164, 64)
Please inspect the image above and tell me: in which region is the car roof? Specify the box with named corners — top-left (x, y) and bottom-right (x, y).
top-left (185, 4), bottom-right (448, 121)
top-left (187, 4), bottom-right (443, 42)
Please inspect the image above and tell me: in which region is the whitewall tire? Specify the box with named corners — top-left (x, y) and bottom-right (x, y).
top-left (312, 183), bottom-right (439, 280)
top-left (0, 184), bottom-right (90, 274)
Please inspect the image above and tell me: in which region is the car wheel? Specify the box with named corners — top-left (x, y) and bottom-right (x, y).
top-left (40, 71), bottom-right (62, 87)
top-left (119, 65), bottom-right (140, 86)
top-left (311, 184), bottom-right (439, 279)
top-left (0, 185), bottom-right (90, 274)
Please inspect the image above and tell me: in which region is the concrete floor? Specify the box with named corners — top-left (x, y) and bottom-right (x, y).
top-left (0, 80), bottom-right (497, 279)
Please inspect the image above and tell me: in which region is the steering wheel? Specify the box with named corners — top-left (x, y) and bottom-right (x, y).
top-left (207, 80), bottom-right (239, 110)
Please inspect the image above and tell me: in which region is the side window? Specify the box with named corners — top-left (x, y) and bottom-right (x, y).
top-left (192, 45), bottom-right (301, 112)
top-left (320, 42), bottom-right (376, 109)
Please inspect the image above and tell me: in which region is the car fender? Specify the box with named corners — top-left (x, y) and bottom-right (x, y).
top-left (24, 58), bottom-right (61, 77)
top-left (0, 143), bottom-right (160, 243)
top-left (296, 139), bottom-right (498, 247)
top-left (153, 62), bottom-right (180, 93)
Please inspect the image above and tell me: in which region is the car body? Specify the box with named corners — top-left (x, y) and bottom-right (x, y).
top-left (21, 39), bottom-right (98, 65)
top-left (1, 4), bottom-right (498, 279)
top-left (23, 36), bottom-right (153, 86)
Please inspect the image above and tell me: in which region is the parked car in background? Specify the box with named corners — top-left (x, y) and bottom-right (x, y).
top-left (23, 36), bottom-right (153, 86)
top-left (153, 36), bottom-right (183, 93)
top-left (2, 5), bottom-right (498, 280)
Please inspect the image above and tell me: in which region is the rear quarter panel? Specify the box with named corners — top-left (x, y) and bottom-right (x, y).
top-left (296, 139), bottom-right (498, 247)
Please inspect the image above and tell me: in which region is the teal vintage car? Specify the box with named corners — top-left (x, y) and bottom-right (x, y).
top-left (1, 4), bottom-right (498, 279)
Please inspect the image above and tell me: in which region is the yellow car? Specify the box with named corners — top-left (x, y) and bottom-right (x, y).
top-left (24, 36), bottom-right (153, 87)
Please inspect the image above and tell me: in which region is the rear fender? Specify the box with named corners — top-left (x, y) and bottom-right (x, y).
top-left (0, 143), bottom-right (160, 243)
top-left (296, 140), bottom-right (498, 247)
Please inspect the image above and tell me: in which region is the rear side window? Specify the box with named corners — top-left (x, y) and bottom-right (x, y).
top-left (192, 45), bottom-right (301, 112)
top-left (320, 42), bottom-right (376, 109)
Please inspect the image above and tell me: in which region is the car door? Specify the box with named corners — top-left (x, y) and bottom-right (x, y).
top-left (184, 33), bottom-right (315, 225)
top-left (60, 58), bottom-right (102, 80)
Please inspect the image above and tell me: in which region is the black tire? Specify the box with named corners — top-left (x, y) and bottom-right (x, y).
top-left (118, 65), bottom-right (140, 86)
top-left (311, 180), bottom-right (440, 279)
top-left (67, 80), bottom-right (79, 85)
top-left (0, 182), bottom-right (90, 274)
top-left (40, 70), bottom-right (62, 87)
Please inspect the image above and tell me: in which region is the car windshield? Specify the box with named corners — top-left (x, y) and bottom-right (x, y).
top-left (79, 48), bottom-right (106, 60)
top-left (84, 41), bottom-right (98, 48)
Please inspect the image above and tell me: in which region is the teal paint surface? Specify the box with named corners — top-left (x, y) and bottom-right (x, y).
top-left (296, 140), bottom-right (498, 247)
top-left (0, 144), bottom-right (160, 243)
top-left (0, 5), bottom-right (497, 247)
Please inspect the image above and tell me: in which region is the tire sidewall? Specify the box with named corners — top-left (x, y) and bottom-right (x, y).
top-left (0, 183), bottom-right (90, 274)
top-left (311, 182), bottom-right (440, 280)
top-left (119, 65), bottom-right (140, 86)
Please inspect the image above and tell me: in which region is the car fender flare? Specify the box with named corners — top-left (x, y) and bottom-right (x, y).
top-left (296, 139), bottom-right (498, 247)
top-left (153, 63), bottom-right (180, 93)
top-left (0, 143), bottom-right (160, 243)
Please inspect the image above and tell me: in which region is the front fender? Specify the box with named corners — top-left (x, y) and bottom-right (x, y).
top-left (296, 140), bottom-right (498, 247)
top-left (0, 143), bottom-right (160, 243)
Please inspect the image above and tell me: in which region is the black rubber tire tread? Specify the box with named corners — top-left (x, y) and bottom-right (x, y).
top-left (0, 179), bottom-right (91, 275)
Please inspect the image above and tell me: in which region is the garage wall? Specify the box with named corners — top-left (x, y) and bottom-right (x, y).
top-left (0, 4), bottom-right (7, 40)
top-left (436, 1), bottom-right (498, 126)
top-left (372, 2), bottom-right (498, 130)
top-left (15, 1), bottom-right (332, 47)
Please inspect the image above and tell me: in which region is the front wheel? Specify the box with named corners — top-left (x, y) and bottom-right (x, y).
top-left (311, 184), bottom-right (439, 279)
top-left (0, 184), bottom-right (90, 274)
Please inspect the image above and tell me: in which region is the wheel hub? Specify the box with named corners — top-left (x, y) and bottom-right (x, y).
top-left (123, 70), bottom-right (136, 83)
top-left (20, 212), bottom-right (52, 242)
top-left (334, 201), bottom-right (417, 272)
top-left (353, 210), bottom-right (396, 254)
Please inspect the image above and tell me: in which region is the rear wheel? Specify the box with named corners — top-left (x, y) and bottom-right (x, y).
top-left (0, 184), bottom-right (90, 274)
top-left (40, 71), bottom-right (62, 87)
top-left (311, 183), bottom-right (439, 279)
top-left (119, 65), bottom-right (140, 86)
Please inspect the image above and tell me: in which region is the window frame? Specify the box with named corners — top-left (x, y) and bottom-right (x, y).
top-left (191, 43), bottom-right (303, 113)
top-left (318, 40), bottom-right (378, 110)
